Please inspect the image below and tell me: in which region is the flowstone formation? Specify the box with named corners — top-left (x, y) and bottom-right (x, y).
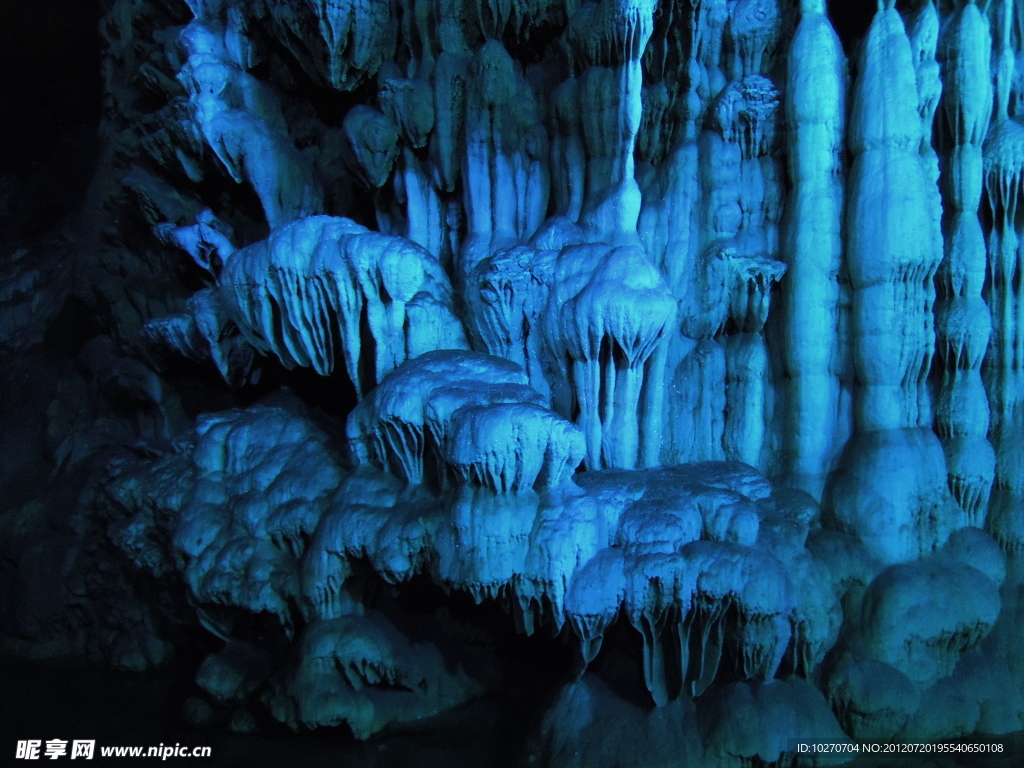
top-left (7, 0), bottom-right (1024, 765)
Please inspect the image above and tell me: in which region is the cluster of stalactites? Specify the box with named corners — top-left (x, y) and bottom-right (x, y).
top-left (550, 244), bottom-right (676, 469)
top-left (564, 0), bottom-right (657, 70)
top-left (688, 0), bottom-right (783, 112)
top-left (258, 0), bottom-right (396, 91)
top-left (154, 0), bottom-right (1024, 537)
top-left (616, 541), bottom-right (797, 705)
top-left (459, 40), bottom-right (550, 278)
top-left (141, 287), bottom-right (256, 388)
top-left (175, 9), bottom-right (325, 230)
top-left (709, 75), bottom-right (779, 160)
top-left (464, 241), bottom-right (675, 470)
top-left (447, 403), bottom-right (585, 492)
top-left (151, 215), bottom-right (468, 396)
top-left (346, 350), bottom-right (585, 491)
top-left (297, 458), bottom-right (839, 709)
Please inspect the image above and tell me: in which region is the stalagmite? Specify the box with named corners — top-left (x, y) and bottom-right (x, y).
top-left (699, 678), bottom-right (854, 768)
top-left (858, 552), bottom-right (1002, 687)
top-left (263, 613), bottom-right (482, 738)
top-left (113, 406), bottom-right (345, 629)
top-left (540, 674), bottom-right (704, 768)
top-left (827, 656), bottom-right (921, 742)
top-left (827, 428), bottom-right (962, 564)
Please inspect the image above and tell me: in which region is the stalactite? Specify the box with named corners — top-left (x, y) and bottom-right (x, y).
top-left (459, 40), bottom-right (548, 280)
top-left (778, 0), bottom-right (846, 499)
top-left (548, 244), bottom-right (675, 469)
top-left (179, 46), bottom-right (324, 228)
top-left (936, 0), bottom-right (996, 524)
top-left (563, 0), bottom-right (657, 243)
top-left (832, 0), bottom-right (962, 566)
top-left (983, 96), bottom-right (1024, 547)
top-left (846, 2), bottom-right (942, 433)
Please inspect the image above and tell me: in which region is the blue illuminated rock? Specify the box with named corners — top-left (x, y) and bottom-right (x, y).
top-left (10, 0), bottom-right (1024, 758)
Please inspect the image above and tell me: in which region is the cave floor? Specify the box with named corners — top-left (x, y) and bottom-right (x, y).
top-left (1, 657), bottom-right (1021, 767)
top-left (0, 657), bottom-right (535, 767)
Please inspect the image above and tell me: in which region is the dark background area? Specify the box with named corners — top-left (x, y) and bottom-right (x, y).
top-left (0, 0), bottom-right (102, 176)
top-left (828, 0), bottom-right (877, 53)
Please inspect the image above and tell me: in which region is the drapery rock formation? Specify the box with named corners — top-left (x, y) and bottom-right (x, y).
top-left (4, 0), bottom-right (1024, 764)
